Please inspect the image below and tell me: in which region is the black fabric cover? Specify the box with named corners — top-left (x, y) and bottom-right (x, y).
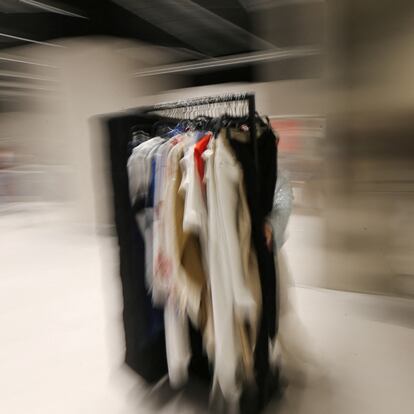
top-left (107, 113), bottom-right (168, 383)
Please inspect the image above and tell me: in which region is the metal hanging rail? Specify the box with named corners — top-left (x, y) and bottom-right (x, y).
top-left (141, 92), bottom-right (254, 113)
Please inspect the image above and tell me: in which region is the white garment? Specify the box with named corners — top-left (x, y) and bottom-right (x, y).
top-left (181, 143), bottom-right (209, 266)
top-left (161, 139), bottom-right (192, 389)
top-left (214, 136), bottom-right (257, 321)
top-left (127, 137), bottom-right (164, 289)
top-left (144, 142), bottom-right (164, 289)
top-left (164, 301), bottom-right (191, 388)
top-left (152, 139), bottom-right (176, 305)
top-left (204, 134), bottom-right (257, 401)
top-left (127, 137), bottom-right (163, 206)
top-left (180, 142), bottom-right (214, 359)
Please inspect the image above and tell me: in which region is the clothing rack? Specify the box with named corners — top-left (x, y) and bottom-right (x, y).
top-left (142, 92), bottom-right (259, 172)
top-left (103, 92), bottom-right (279, 414)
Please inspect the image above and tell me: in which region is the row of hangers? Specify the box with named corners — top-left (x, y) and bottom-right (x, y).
top-left (131, 111), bottom-right (270, 146)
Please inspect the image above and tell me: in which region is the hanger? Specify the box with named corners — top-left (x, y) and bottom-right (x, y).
top-left (151, 115), bottom-right (184, 138)
top-left (192, 115), bottom-right (210, 132)
top-left (130, 125), bottom-right (150, 146)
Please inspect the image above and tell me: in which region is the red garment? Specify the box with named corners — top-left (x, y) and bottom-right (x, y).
top-left (194, 133), bottom-right (212, 182)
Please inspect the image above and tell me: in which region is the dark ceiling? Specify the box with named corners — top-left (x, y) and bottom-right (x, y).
top-left (0, 0), bottom-right (325, 110)
top-left (0, 0), bottom-right (324, 56)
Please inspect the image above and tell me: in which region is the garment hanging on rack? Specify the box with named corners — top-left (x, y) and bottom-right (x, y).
top-left (204, 132), bottom-right (261, 399)
top-left (182, 134), bottom-right (215, 359)
top-left (128, 137), bottom-right (164, 289)
top-left (227, 124), bottom-right (278, 409)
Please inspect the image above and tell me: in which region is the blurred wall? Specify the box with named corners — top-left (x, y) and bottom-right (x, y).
top-left (0, 38), bottom-right (177, 228)
top-left (322, 1), bottom-right (414, 296)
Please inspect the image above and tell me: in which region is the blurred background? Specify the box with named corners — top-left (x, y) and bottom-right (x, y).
top-left (1, 1), bottom-right (414, 413)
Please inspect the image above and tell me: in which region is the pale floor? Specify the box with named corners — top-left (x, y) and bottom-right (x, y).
top-left (1, 204), bottom-right (414, 414)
